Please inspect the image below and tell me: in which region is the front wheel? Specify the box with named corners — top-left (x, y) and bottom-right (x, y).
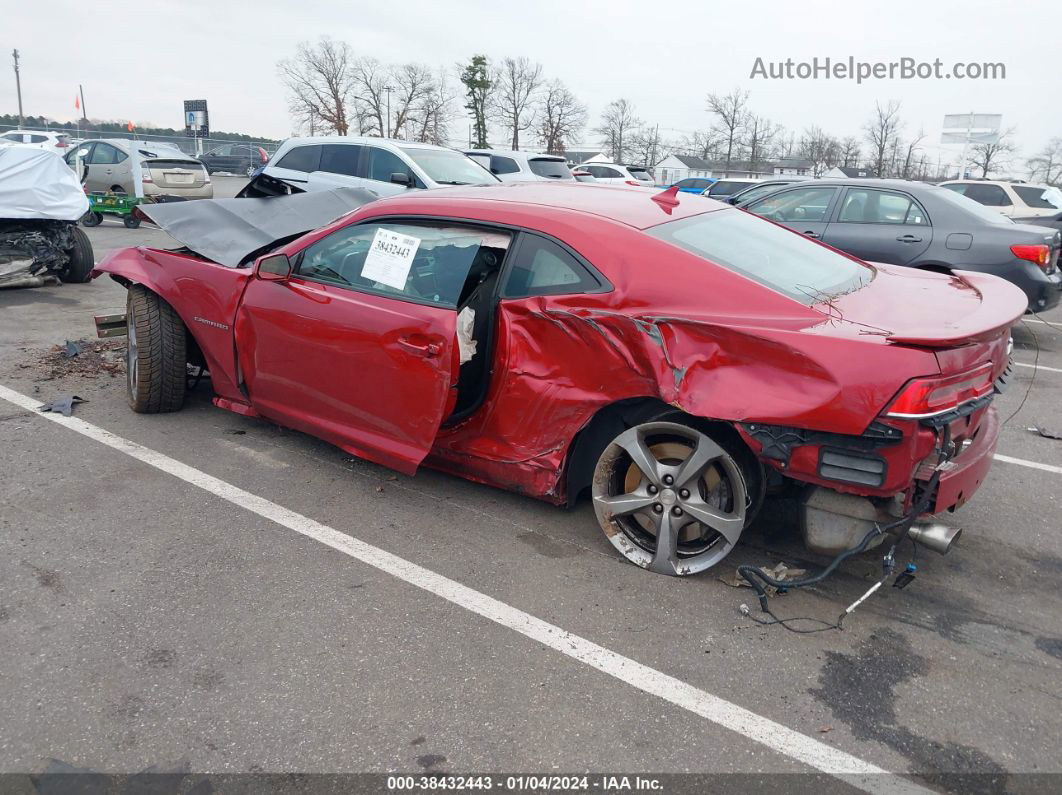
top-left (123, 215), bottom-right (141, 229)
top-left (126, 285), bottom-right (187, 413)
top-left (592, 421), bottom-right (749, 576)
top-left (81, 211), bottom-right (102, 227)
top-left (58, 226), bottom-right (95, 283)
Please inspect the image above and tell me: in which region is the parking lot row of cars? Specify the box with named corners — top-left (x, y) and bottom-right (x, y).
top-left (5, 129), bottom-right (1061, 316)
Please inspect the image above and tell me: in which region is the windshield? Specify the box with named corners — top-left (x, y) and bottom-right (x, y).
top-left (529, 158), bottom-right (573, 179)
top-left (647, 209), bottom-right (873, 305)
top-left (400, 147), bottom-right (499, 185)
top-left (1014, 185), bottom-right (1062, 209)
top-left (934, 187), bottom-right (1015, 225)
top-left (709, 180), bottom-right (754, 196)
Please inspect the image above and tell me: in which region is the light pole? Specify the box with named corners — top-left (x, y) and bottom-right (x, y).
top-left (12, 49), bottom-right (24, 128)
top-left (384, 85), bottom-right (393, 138)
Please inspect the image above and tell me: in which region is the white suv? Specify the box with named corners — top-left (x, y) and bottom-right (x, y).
top-left (463, 149), bottom-right (574, 182)
top-left (574, 162), bottom-right (655, 187)
top-left (0, 130), bottom-right (71, 154)
top-left (939, 180), bottom-right (1062, 218)
top-left (255, 136), bottom-right (498, 197)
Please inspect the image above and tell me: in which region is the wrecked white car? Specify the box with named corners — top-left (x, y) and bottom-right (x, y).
top-left (0, 145), bottom-right (95, 288)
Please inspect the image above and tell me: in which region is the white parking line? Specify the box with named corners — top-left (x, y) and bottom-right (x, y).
top-left (0, 383), bottom-right (927, 795)
top-left (993, 454), bottom-right (1062, 475)
top-left (1013, 361), bottom-right (1062, 374)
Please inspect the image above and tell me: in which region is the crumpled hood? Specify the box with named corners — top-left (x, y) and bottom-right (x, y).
top-left (139, 187), bottom-right (376, 267)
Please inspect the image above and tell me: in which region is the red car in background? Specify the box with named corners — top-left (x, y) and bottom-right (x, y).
top-left (92, 183), bottom-right (1025, 577)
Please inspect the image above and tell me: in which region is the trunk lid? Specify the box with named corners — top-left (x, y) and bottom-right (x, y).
top-left (145, 158), bottom-right (208, 189)
top-left (828, 264), bottom-right (1027, 349)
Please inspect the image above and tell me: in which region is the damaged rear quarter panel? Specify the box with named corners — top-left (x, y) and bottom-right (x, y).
top-left (425, 213), bottom-right (938, 502)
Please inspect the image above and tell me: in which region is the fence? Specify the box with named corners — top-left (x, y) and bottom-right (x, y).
top-left (0, 124), bottom-right (281, 158)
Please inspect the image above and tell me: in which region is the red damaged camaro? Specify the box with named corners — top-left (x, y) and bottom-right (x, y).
top-left (93, 183), bottom-right (1025, 577)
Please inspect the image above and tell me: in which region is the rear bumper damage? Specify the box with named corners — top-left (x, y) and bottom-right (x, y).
top-left (738, 400), bottom-right (1000, 556)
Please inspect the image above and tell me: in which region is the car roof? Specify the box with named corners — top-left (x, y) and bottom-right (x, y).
top-left (281, 136), bottom-right (449, 152)
top-left (768, 178), bottom-right (937, 191)
top-left (941, 179), bottom-right (1051, 189)
top-left (463, 148), bottom-right (564, 160)
top-left (365, 181), bottom-right (724, 229)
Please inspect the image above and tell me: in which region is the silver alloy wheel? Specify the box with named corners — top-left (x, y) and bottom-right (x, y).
top-left (126, 305), bottom-right (138, 399)
top-left (592, 421), bottom-right (748, 576)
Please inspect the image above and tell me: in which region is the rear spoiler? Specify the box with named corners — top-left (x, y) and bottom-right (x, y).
top-left (885, 270), bottom-right (1027, 347)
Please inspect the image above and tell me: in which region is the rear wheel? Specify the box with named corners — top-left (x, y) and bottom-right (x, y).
top-left (126, 285), bottom-right (187, 413)
top-left (592, 421), bottom-right (749, 576)
top-left (123, 215), bottom-right (141, 229)
top-left (58, 226), bottom-right (95, 283)
top-left (244, 163), bottom-right (257, 177)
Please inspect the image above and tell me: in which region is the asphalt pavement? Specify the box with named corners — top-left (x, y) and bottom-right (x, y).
top-left (1, 178), bottom-right (1060, 793)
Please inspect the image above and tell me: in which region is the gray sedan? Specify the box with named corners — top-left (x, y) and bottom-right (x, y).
top-left (736, 179), bottom-right (1062, 312)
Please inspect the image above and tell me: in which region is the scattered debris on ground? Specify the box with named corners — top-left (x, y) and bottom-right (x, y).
top-left (38, 395), bottom-right (85, 416)
top-left (720, 561), bottom-right (807, 594)
top-left (20, 338), bottom-right (125, 381)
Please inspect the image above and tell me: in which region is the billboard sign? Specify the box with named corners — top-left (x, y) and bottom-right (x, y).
top-left (183, 99), bottom-right (209, 138)
top-left (941, 113), bottom-right (1002, 144)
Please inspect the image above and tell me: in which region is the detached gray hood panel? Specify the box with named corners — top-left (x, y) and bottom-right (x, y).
top-left (140, 187), bottom-right (377, 267)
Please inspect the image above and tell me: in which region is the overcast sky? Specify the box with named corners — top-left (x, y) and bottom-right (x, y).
top-left (6, 0), bottom-right (1060, 169)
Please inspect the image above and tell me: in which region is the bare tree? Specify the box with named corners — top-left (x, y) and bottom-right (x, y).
top-left (899, 129), bottom-right (926, 179)
top-left (1027, 138), bottom-right (1062, 185)
top-left (389, 63), bottom-right (436, 139)
top-left (706, 88), bottom-right (748, 174)
top-left (350, 57), bottom-right (389, 136)
top-left (493, 57), bottom-right (544, 150)
top-left (679, 129), bottom-right (722, 161)
top-left (459, 54), bottom-right (493, 149)
top-left (863, 100), bottom-right (903, 178)
top-left (594, 99), bottom-right (641, 163)
top-left (278, 38), bottom-right (356, 135)
top-left (628, 124), bottom-right (666, 169)
top-left (743, 115), bottom-right (777, 173)
top-left (410, 68), bottom-right (458, 145)
top-left (839, 136), bottom-right (861, 168)
top-left (798, 126), bottom-right (840, 176)
top-left (970, 128), bottom-right (1017, 178)
top-left (537, 80), bottom-right (587, 155)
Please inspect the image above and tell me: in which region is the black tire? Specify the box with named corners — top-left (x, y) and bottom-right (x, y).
top-left (123, 215), bottom-right (141, 229)
top-left (59, 226), bottom-right (95, 283)
top-left (126, 285), bottom-right (187, 413)
top-left (81, 211), bottom-right (102, 227)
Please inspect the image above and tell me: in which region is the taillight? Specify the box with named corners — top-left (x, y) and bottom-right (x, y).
top-left (141, 169), bottom-right (153, 183)
top-left (884, 364), bottom-right (995, 419)
top-left (55, 140), bottom-right (69, 148)
top-left (1011, 243), bottom-right (1051, 271)
top-left (624, 180), bottom-right (641, 186)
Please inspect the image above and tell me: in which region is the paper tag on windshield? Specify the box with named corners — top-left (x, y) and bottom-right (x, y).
top-left (361, 228), bottom-right (420, 290)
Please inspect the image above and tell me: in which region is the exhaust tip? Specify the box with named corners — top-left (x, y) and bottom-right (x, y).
top-left (908, 522), bottom-right (962, 555)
